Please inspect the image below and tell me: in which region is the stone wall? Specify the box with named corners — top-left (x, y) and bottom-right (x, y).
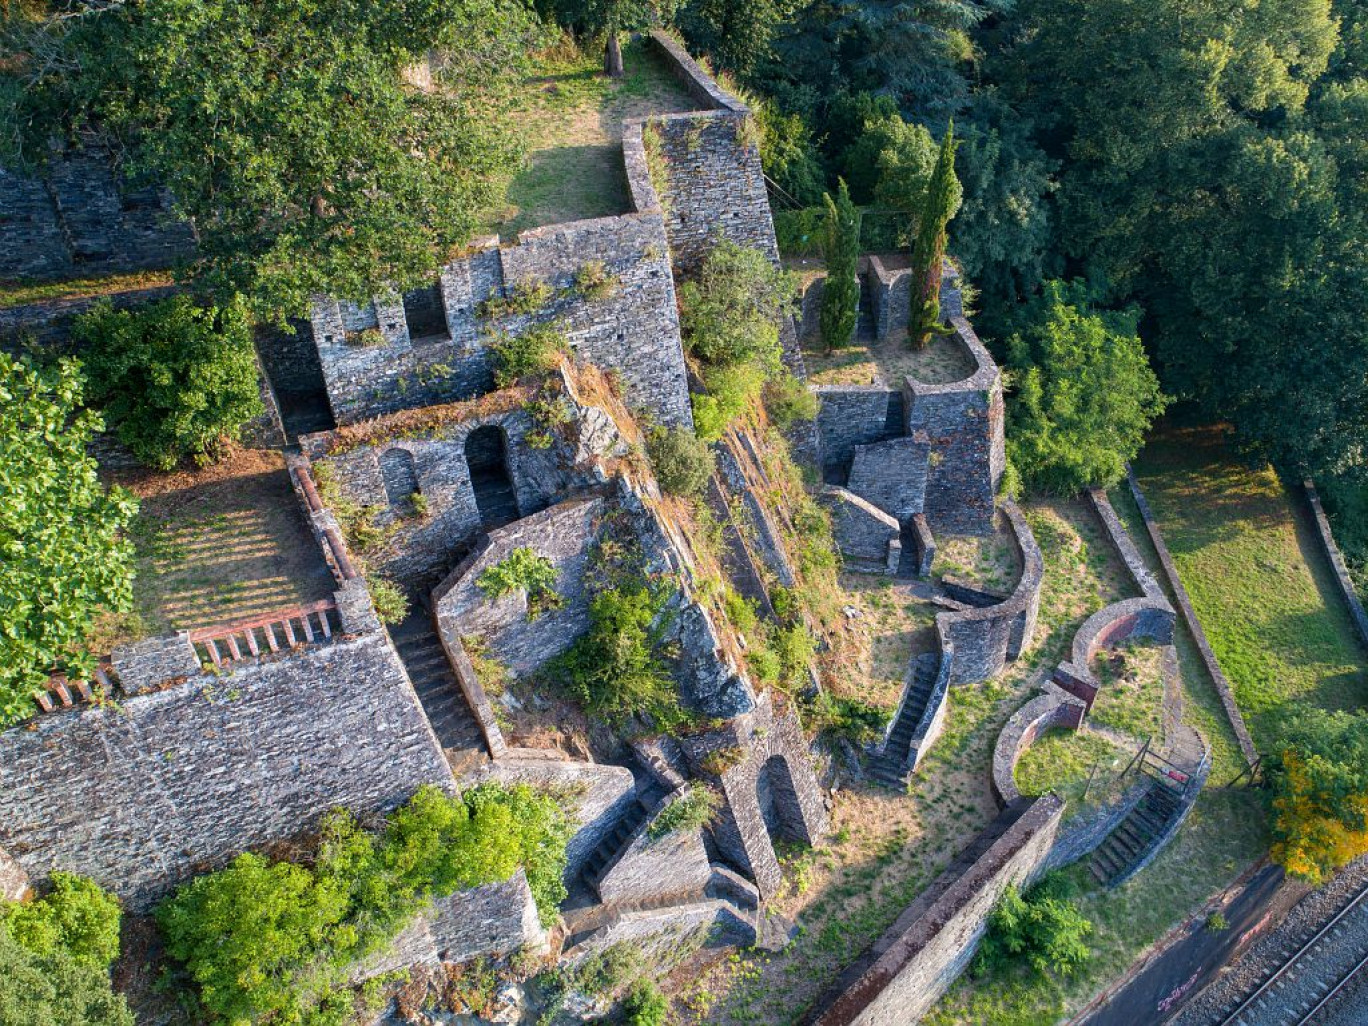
top-left (0, 149), bottom-right (194, 280)
top-left (821, 487), bottom-right (901, 573)
top-left (433, 496), bottom-right (606, 677)
top-left (595, 788), bottom-right (713, 906)
top-left (686, 693), bottom-right (830, 898)
top-left (808, 797), bottom-right (1065, 1026)
top-left (0, 631), bottom-right (454, 911)
top-left (846, 437), bottom-right (931, 522)
top-left (356, 870), bottom-right (548, 982)
top-left (1304, 479), bottom-right (1368, 648)
top-left (310, 210), bottom-right (691, 428)
top-left (813, 387), bottom-right (899, 482)
top-left (867, 256), bottom-right (913, 343)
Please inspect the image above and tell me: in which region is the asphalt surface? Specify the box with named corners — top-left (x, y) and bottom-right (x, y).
top-left (1078, 863), bottom-right (1292, 1026)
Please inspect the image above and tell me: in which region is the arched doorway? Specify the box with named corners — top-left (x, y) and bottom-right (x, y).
top-left (756, 754), bottom-right (805, 845)
top-left (465, 425), bottom-right (518, 529)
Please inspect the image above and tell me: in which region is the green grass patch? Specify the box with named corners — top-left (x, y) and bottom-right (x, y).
top-left (1014, 728), bottom-right (1128, 804)
top-left (475, 37), bottom-right (696, 235)
top-left (926, 788), bottom-right (1269, 1026)
top-left (0, 270), bottom-right (174, 310)
top-left (1088, 641), bottom-right (1165, 743)
top-left (1131, 422), bottom-right (1368, 754)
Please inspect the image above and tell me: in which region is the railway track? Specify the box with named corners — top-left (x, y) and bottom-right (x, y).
top-left (1216, 880), bottom-right (1368, 1026)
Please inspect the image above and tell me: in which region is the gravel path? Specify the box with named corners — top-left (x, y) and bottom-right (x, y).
top-left (1171, 855), bottom-right (1368, 1026)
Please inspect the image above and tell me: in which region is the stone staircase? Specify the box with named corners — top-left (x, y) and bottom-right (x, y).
top-left (1089, 781), bottom-right (1183, 887)
top-left (471, 469), bottom-right (519, 529)
top-left (390, 613), bottom-right (486, 768)
top-left (868, 652), bottom-right (941, 788)
top-left (582, 782), bottom-right (668, 894)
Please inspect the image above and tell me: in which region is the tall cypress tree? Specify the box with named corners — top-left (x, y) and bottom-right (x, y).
top-left (819, 178), bottom-right (860, 351)
top-left (908, 124), bottom-right (963, 349)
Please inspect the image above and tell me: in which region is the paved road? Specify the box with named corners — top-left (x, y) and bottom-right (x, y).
top-left (1078, 864), bottom-right (1293, 1026)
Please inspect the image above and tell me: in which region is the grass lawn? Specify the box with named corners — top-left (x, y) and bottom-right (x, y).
top-left (1089, 640), bottom-right (1165, 744)
top-left (1131, 422), bottom-right (1368, 753)
top-left (0, 270), bottom-right (174, 310)
top-left (475, 37), bottom-right (696, 236)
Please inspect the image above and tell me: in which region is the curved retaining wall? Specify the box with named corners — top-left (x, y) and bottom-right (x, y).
top-left (892, 500), bottom-right (1044, 773)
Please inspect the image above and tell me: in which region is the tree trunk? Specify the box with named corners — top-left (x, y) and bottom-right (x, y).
top-left (605, 32), bottom-right (624, 78)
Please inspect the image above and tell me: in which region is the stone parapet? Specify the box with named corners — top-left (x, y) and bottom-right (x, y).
top-left (111, 634), bottom-right (201, 696)
top-left (821, 487), bottom-right (900, 573)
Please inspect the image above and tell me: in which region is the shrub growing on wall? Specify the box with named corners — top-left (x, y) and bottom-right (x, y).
top-left (477, 546), bottom-right (562, 617)
top-left (0, 874), bottom-right (132, 1026)
top-left (157, 783), bottom-right (569, 1024)
top-left (1004, 280), bottom-right (1167, 494)
top-left (75, 295), bottom-right (264, 470)
top-left (0, 355), bottom-right (138, 727)
top-left (646, 425), bottom-right (716, 498)
top-left (819, 179), bottom-right (860, 351)
top-left (490, 324), bottom-right (569, 388)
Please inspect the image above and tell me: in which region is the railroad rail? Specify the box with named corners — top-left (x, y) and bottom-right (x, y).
top-left (1216, 879), bottom-right (1368, 1026)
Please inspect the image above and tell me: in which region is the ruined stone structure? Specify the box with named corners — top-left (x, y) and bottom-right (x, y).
top-left (815, 272), bottom-right (1004, 542)
top-left (0, 147), bottom-right (195, 279)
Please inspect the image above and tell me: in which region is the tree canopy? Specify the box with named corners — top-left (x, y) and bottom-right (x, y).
top-left (4, 0), bottom-right (538, 314)
top-left (1004, 280), bottom-right (1167, 493)
top-left (0, 355), bottom-right (138, 727)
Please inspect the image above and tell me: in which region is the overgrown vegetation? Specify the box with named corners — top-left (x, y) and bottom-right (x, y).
top-left (0, 354), bottom-right (138, 726)
top-left (74, 295), bottom-right (265, 470)
top-left (490, 323), bottom-right (570, 388)
top-left (904, 126), bottom-right (961, 349)
top-left (157, 783), bottom-right (570, 1024)
top-left (678, 241), bottom-right (808, 442)
top-left (646, 424), bottom-right (716, 498)
top-left (365, 573), bottom-right (409, 625)
top-left (649, 786), bottom-right (719, 840)
top-left (0, 874), bottom-right (132, 1026)
top-left (975, 877), bottom-right (1092, 978)
top-left (1005, 281), bottom-right (1167, 493)
top-left (478, 546), bottom-right (563, 617)
top-left (1267, 708), bottom-right (1368, 883)
top-left (3, 0), bottom-right (540, 314)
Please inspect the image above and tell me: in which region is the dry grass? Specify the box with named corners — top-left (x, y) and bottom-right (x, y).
top-left (0, 270), bottom-right (173, 310)
top-left (937, 527), bottom-right (1021, 593)
top-left (668, 499), bottom-right (1131, 1025)
top-left (103, 449), bottom-right (335, 641)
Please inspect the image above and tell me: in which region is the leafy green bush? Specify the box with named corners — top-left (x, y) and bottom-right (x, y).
top-left (75, 295), bottom-right (264, 470)
top-left (975, 878), bottom-right (1092, 978)
top-left (678, 241), bottom-right (795, 372)
top-left (623, 978), bottom-right (669, 1026)
top-left (0, 355), bottom-right (138, 726)
top-left (648, 787), bottom-right (719, 840)
top-left (646, 425), bottom-right (716, 498)
top-left (557, 580), bottom-right (685, 732)
top-left (1005, 280), bottom-right (1167, 493)
top-left (773, 207), bottom-right (826, 258)
top-left (477, 547), bottom-right (562, 617)
top-left (762, 372), bottom-right (819, 429)
top-left (490, 324), bottom-right (569, 388)
top-left (0, 874), bottom-right (132, 1026)
top-left (0, 925), bottom-right (133, 1026)
top-left (157, 784), bottom-right (569, 1024)
top-left (691, 360), bottom-right (767, 442)
top-left (1, 873), bottom-right (122, 970)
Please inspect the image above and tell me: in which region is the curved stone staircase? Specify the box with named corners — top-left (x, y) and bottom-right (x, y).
top-left (1089, 778), bottom-right (1183, 887)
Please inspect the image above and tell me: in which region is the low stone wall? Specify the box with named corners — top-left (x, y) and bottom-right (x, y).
top-left (991, 689), bottom-right (1087, 806)
top-left (813, 387), bottom-right (899, 482)
top-left (355, 870), bottom-right (548, 982)
top-left (867, 255), bottom-right (913, 343)
top-left (1127, 469), bottom-right (1259, 766)
top-left (847, 436), bottom-right (931, 522)
top-left (821, 486), bottom-right (900, 573)
top-left (564, 892), bottom-right (756, 965)
top-left (807, 796), bottom-right (1065, 1026)
top-left (1304, 479), bottom-right (1368, 648)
